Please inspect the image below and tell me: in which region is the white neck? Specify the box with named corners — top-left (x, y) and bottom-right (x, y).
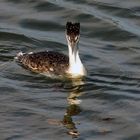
top-left (67, 43), bottom-right (87, 77)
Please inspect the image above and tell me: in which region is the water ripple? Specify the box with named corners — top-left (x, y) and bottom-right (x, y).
top-left (0, 0), bottom-right (140, 140)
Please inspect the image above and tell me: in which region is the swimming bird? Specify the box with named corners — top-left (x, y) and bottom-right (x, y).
top-left (15, 22), bottom-right (87, 77)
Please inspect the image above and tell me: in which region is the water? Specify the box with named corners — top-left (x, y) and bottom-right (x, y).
top-left (0, 0), bottom-right (140, 140)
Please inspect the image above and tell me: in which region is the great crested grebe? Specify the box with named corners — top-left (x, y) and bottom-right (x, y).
top-left (15, 22), bottom-right (87, 77)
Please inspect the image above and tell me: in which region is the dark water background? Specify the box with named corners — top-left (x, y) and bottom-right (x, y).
top-left (0, 0), bottom-right (140, 140)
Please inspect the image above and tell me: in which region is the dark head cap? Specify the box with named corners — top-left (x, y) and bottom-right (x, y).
top-left (66, 22), bottom-right (80, 36)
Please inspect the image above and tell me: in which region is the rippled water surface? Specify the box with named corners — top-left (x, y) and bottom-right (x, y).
top-left (0, 0), bottom-right (140, 140)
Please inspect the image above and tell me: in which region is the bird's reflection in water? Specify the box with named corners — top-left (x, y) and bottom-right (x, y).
top-left (62, 78), bottom-right (85, 138)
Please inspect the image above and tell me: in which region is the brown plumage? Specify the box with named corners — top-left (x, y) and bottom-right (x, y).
top-left (17, 51), bottom-right (69, 75)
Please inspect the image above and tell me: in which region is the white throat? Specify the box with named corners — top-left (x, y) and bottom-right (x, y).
top-left (68, 43), bottom-right (87, 76)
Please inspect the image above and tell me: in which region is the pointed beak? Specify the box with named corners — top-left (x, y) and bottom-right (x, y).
top-left (66, 34), bottom-right (79, 62)
top-left (71, 42), bottom-right (77, 62)
top-left (71, 41), bottom-right (75, 54)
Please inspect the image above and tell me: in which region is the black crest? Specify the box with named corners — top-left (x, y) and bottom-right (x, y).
top-left (66, 22), bottom-right (80, 36)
